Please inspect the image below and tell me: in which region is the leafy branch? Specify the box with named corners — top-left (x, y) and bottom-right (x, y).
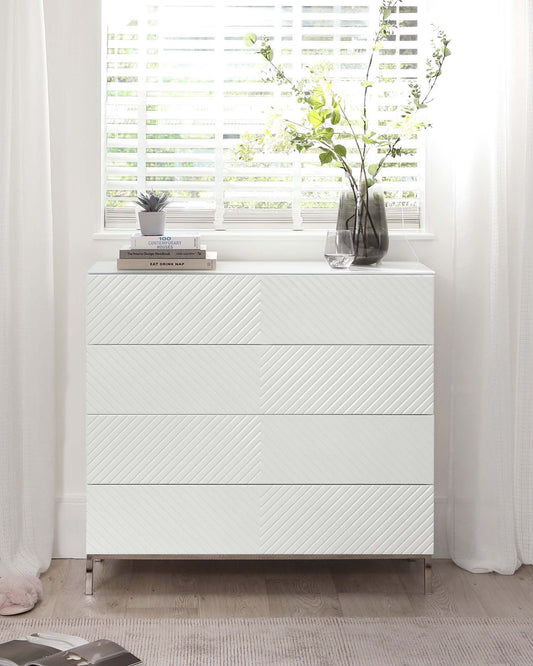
top-left (237, 5), bottom-right (451, 245)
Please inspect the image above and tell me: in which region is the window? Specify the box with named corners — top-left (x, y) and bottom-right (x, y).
top-left (104, 1), bottom-right (425, 230)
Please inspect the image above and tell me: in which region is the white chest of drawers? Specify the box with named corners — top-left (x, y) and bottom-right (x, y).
top-left (86, 261), bottom-right (434, 593)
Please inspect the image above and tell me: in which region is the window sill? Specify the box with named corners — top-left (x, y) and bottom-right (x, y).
top-left (93, 229), bottom-right (435, 242)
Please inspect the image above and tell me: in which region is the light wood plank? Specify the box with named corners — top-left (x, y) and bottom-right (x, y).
top-left (265, 561), bottom-right (342, 618)
top-left (196, 561), bottom-right (270, 618)
top-left (332, 560), bottom-right (415, 617)
top-left (30, 559), bottom-right (69, 618)
top-left (125, 560), bottom-right (199, 618)
top-left (400, 560), bottom-right (488, 617)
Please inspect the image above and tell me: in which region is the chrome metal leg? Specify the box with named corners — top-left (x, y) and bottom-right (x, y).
top-left (85, 555), bottom-right (94, 595)
top-left (424, 556), bottom-right (432, 594)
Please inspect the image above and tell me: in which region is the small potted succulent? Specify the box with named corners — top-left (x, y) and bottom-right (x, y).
top-left (135, 191), bottom-right (171, 236)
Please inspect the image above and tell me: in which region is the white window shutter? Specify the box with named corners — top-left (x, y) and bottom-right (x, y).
top-left (104, 1), bottom-right (424, 230)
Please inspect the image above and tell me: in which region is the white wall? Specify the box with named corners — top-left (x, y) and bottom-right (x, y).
top-left (44, 0), bottom-right (456, 558)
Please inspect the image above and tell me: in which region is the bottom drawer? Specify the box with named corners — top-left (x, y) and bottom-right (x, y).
top-left (86, 485), bottom-right (433, 556)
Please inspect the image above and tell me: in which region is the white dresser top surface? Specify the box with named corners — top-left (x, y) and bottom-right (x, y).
top-left (89, 261), bottom-right (434, 276)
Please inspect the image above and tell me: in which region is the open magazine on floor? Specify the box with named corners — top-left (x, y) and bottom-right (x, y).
top-left (0, 632), bottom-right (142, 666)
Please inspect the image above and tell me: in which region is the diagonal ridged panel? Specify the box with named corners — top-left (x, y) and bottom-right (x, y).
top-left (87, 345), bottom-right (432, 415)
top-left (261, 275), bottom-right (433, 344)
top-left (87, 274), bottom-right (261, 344)
top-left (261, 346), bottom-right (433, 414)
top-left (261, 416), bottom-right (433, 484)
top-left (87, 485), bottom-right (433, 555)
top-left (260, 485), bottom-right (433, 555)
top-left (87, 346), bottom-right (261, 414)
top-left (87, 486), bottom-right (260, 554)
top-left (87, 414), bottom-right (432, 485)
top-left (87, 415), bottom-right (261, 484)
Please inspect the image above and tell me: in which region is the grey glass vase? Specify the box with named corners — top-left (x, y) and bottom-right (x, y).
top-left (336, 180), bottom-right (389, 265)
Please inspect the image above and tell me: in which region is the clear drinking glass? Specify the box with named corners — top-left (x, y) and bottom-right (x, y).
top-left (324, 230), bottom-right (355, 269)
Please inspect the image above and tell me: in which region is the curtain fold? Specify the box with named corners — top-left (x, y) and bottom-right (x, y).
top-left (448, 0), bottom-right (533, 573)
top-left (0, 0), bottom-right (55, 576)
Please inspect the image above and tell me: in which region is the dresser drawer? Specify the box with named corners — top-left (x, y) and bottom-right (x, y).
top-left (86, 485), bottom-right (259, 555)
top-left (87, 274), bottom-right (433, 345)
top-left (260, 345), bottom-right (433, 414)
top-left (87, 345), bottom-right (261, 415)
top-left (259, 485), bottom-right (433, 555)
top-left (86, 485), bottom-right (433, 555)
top-left (87, 414), bottom-right (433, 484)
top-left (261, 275), bottom-right (433, 344)
top-left (87, 274), bottom-right (262, 345)
top-left (87, 345), bottom-right (433, 415)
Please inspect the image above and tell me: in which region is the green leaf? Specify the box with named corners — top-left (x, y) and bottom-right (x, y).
top-left (361, 80), bottom-right (374, 88)
top-left (309, 91), bottom-right (325, 108)
top-left (383, 8), bottom-right (392, 19)
top-left (308, 110), bottom-right (323, 127)
top-left (244, 33), bottom-right (257, 47)
top-left (333, 144), bottom-right (347, 157)
top-left (331, 108), bottom-right (341, 124)
top-left (368, 164), bottom-right (380, 176)
top-left (318, 127), bottom-right (334, 140)
top-left (319, 151), bottom-right (333, 164)
top-left (362, 134), bottom-right (377, 145)
top-left (262, 45), bottom-right (273, 61)
top-left (443, 47), bottom-right (452, 56)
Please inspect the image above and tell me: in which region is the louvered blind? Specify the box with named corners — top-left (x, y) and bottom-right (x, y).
top-left (104, 1), bottom-right (425, 229)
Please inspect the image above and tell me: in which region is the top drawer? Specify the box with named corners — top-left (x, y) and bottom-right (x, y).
top-left (87, 273), bottom-right (433, 345)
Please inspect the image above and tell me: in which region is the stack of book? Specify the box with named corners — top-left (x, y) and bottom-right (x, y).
top-left (117, 232), bottom-right (216, 271)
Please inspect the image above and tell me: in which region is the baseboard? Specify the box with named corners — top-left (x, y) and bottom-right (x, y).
top-left (54, 494), bottom-right (450, 559)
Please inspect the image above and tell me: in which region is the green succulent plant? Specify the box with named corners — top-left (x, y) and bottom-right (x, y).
top-left (135, 191), bottom-right (172, 212)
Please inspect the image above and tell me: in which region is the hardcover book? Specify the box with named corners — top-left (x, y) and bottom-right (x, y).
top-left (117, 252), bottom-right (217, 271)
top-left (0, 633), bottom-right (142, 666)
top-left (27, 641), bottom-right (142, 666)
top-left (119, 245), bottom-right (207, 259)
top-left (130, 232), bottom-right (200, 250)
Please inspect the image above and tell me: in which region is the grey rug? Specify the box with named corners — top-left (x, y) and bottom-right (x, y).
top-left (1, 617), bottom-right (533, 666)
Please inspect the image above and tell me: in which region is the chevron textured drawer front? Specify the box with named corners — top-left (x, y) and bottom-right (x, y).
top-left (260, 485), bottom-right (434, 555)
top-left (260, 415), bottom-right (433, 484)
top-left (261, 275), bottom-right (433, 344)
top-left (87, 485), bottom-right (260, 555)
top-left (87, 344), bottom-right (432, 415)
top-left (86, 485), bottom-right (433, 556)
top-left (87, 415), bottom-right (262, 484)
top-left (88, 273), bottom-right (432, 345)
top-left (86, 262), bottom-right (435, 589)
top-left (87, 345), bottom-right (261, 415)
top-left (261, 345), bottom-right (433, 415)
top-left (87, 274), bottom-right (261, 345)
top-left (87, 414), bottom-right (433, 484)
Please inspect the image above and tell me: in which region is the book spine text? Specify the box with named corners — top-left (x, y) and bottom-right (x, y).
top-left (131, 235), bottom-right (200, 249)
top-left (117, 258), bottom-right (215, 270)
top-left (120, 248), bottom-right (206, 258)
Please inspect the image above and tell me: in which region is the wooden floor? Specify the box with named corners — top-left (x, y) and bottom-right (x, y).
top-left (26, 559), bottom-right (533, 619)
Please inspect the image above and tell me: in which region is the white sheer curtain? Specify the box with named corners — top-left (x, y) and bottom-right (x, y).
top-left (448, 0), bottom-right (533, 573)
top-left (0, 0), bottom-right (55, 576)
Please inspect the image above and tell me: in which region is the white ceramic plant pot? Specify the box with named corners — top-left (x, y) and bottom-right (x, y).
top-left (138, 211), bottom-right (166, 236)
